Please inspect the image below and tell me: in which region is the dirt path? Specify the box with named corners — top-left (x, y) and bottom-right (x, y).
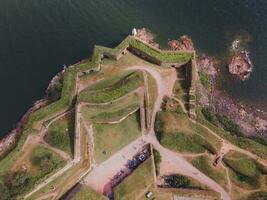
top-left (129, 66), bottom-right (231, 200)
top-left (83, 137), bottom-right (147, 194)
top-left (194, 120), bottom-right (267, 167)
top-left (40, 141), bottom-right (71, 161)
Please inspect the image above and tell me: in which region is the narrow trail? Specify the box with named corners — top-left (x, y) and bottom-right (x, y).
top-left (129, 66), bottom-right (231, 200)
top-left (193, 119), bottom-right (267, 167)
top-left (173, 89), bottom-right (267, 167)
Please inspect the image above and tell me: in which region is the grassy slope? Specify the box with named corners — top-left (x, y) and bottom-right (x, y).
top-left (191, 155), bottom-right (228, 190)
top-left (4, 145), bottom-right (65, 199)
top-left (223, 151), bottom-right (266, 190)
top-left (196, 109), bottom-right (267, 160)
top-left (113, 158), bottom-right (154, 200)
top-left (81, 91), bottom-right (140, 123)
top-left (45, 113), bottom-right (75, 157)
top-left (93, 111), bottom-right (141, 163)
top-left (71, 185), bottom-right (108, 200)
top-left (26, 122), bottom-right (91, 200)
top-left (78, 71), bottom-right (143, 103)
top-left (156, 111), bottom-right (221, 154)
top-left (0, 35), bottom-right (193, 195)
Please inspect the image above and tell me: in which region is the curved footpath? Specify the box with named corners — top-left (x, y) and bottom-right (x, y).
top-left (129, 66), bottom-right (231, 200)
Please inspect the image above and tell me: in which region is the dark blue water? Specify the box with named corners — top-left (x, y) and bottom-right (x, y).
top-left (1, 0), bottom-right (267, 137)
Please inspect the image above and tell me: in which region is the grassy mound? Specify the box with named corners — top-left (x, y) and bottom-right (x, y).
top-left (72, 185), bottom-right (108, 200)
top-left (81, 91), bottom-right (141, 123)
top-left (196, 109), bottom-right (267, 160)
top-left (191, 155), bottom-right (228, 189)
top-left (155, 111), bottom-right (221, 154)
top-left (0, 146), bottom-right (65, 199)
top-left (223, 151), bottom-right (266, 189)
top-left (78, 72), bottom-right (143, 103)
top-left (113, 158), bottom-right (154, 200)
top-left (93, 111), bottom-right (141, 163)
top-left (45, 113), bottom-right (75, 157)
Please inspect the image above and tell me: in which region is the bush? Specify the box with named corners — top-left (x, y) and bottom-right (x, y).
top-left (47, 78), bottom-right (63, 102)
top-left (155, 112), bottom-right (164, 141)
top-left (201, 108), bottom-right (217, 124)
top-left (30, 147), bottom-right (65, 176)
top-left (164, 175), bottom-right (190, 188)
top-left (199, 70), bottom-right (210, 91)
top-left (216, 114), bottom-right (242, 136)
top-left (223, 154), bottom-right (258, 177)
top-left (79, 72), bottom-right (142, 103)
top-left (248, 191), bottom-right (267, 200)
top-left (153, 149), bottom-right (161, 176)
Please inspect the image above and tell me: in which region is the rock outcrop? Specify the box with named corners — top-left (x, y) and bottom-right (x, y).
top-left (136, 28), bottom-right (159, 48)
top-left (168, 35), bottom-right (194, 51)
top-left (197, 55), bottom-right (217, 76)
top-left (228, 51), bottom-right (252, 81)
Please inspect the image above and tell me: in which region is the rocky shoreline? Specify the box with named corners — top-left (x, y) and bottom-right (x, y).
top-left (196, 55), bottom-right (267, 137)
top-left (0, 69), bottom-right (65, 158)
top-left (228, 50), bottom-right (253, 81)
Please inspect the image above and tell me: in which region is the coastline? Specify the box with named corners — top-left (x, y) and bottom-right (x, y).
top-left (196, 55), bottom-right (267, 137)
top-left (0, 70), bottom-right (64, 158)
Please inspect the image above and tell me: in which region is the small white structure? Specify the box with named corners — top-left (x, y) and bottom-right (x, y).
top-left (132, 28), bottom-right (137, 36)
top-left (145, 191), bottom-right (153, 199)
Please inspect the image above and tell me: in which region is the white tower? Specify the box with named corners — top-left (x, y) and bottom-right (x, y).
top-left (132, 28), bottom-right (137, 36)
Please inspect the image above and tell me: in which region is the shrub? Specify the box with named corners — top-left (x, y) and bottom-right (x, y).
top-left (164, 175), bottom-right (190, 188)
top-left (199, 70), bottom-right (210, 91)
top-left (216, 114), bottom-right (242, 136)
top-left (201, 108), bottom-right (216, 124)
top-left (153, 149), bottom-right (161, 176)
top-left (248, 191), bottom-right (267, 200)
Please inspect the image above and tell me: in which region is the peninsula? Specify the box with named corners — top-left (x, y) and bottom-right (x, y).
top-left (0, 29), bottom-right (266, 200)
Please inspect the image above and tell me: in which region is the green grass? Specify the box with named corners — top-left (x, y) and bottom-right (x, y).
top-left (29, 146), bottom-right (66, 175)
top-left (87, 70), bottom-right (134, 91)
top-left (163, 174), bottom-right (208, 190)
top-left (93, 111), bottom-right (141, 163)
top-left (196, 109), bottom-right (267, 160)
top-left (160, 132), bottom-right (209, 153)
top-left (72, 185), bottom-right (108, 200)
top-left (45, 113), bottom-right (75, 157)
top-left (223, 151), bottom-right (266, 190)
top-left (223, 151), bottom-right (258, 177)
top-left (199, 69), bottom-right (210, 91)
top-left (153, 149), bottom-right (161, 176)
top-left (247, 191), bottom-right (267, 200)
top-left (155, 111), bottom-right (221, 154)
top-left (113, 158), bottom-right (154, 200)
top-left (81, 91), bottom-right (141, 123)
top-left (0, 35), bottom-right (195, 199)
top-left (191, 155), bottom-right (228, 189)
top-left (130, 39), bottom-right (192, 63)
top-left (78, 72), bottom-right (143, 103)
top-left (0, 145), bottom-right (65, 199)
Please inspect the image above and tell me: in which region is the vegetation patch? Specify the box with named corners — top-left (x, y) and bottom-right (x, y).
top-left (196, 109), bottom-right (267, 160)
top-left (45, 113), bottom-right (75, 157)
top-left (247, 191), bottom-right (267, 200)
top-left (155, 111), bottom-right (221, 154)
top-left (199, 70), bottom-right (210, 91)
top-left (162, 174), bottom-right (206, 190)
top-left (223, 151), bottom-right (266, 189)
top-left (93, 111), bottom-right (141, 163)
top-left (153, 149), bottom-right (161, 176)
top-left (130, 39), bottom-right (192, 63)
top-left (71, 185), bottom-right (108, 200)
top-left (0, 146), bottom-right (65, 199)
top-left (113, 158), bottom-right (154, 200)
top-left (191, 155), bottom-right (228, 189)
top-left (79, 72), bottom-right (143, 103)
top-left (46, 76), bottom-right (63, 102)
